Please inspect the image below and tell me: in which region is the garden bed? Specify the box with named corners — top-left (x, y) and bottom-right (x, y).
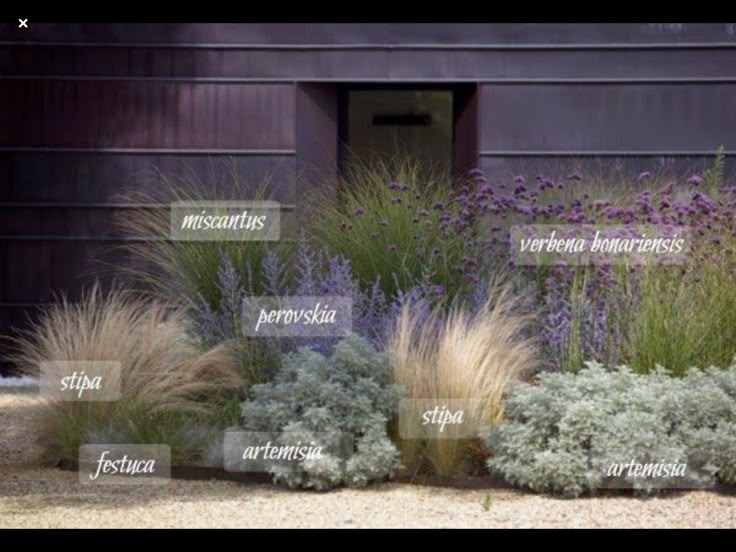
top-left (54, 457), bottom-right (736, 497)
top-left (57, 458), bottom-right (272, 484)
top-left (56, 457), bottom-right (515, 489)
top-left (4, 391), bottom-right (736, 528)
top-left (7, 157), bottom-right (736, 502)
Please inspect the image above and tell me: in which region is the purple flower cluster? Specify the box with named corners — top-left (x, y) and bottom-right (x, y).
top-left (184, 253), bottom-right (247, 347)
top-left (189, 161), bottom-right (735, 371)
top-left (539, 264), bottom-right (633, 371)
top-left (456, 165), bottom-right (736, 370)
top-left (331, 171), bottom-right (504, 298)
top-left (184, 233), bottom-right (448, 356)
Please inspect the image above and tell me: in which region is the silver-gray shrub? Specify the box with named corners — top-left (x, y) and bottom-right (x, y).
top-left (240, 333), bottom-right (404, 490)
top-left (485, 361), bottom-right (736, 497)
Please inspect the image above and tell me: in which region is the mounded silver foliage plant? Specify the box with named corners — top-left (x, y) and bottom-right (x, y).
top-left (240, 333), bottom-right (404, 490)
top-left (485, 361), bottom-right (736, 497)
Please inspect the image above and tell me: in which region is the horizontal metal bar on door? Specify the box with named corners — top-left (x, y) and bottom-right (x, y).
top-left (0, 147), bottom-right (296, 155)
top-left (3, 41), bottom-right (736, 51)
top-left (480, 151), bottom-right (736, 157)
top-left (0, 203), bottom-right (297, 209)
top-left (3, 76), bottom-right (736, 85)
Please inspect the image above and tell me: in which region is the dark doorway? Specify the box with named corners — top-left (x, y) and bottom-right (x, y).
top-left (338, 84), bottom-right (479, 178)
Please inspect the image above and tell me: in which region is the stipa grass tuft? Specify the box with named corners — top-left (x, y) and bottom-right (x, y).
top-left (7, 284), bottom-right (244, 463)
top-left (390, 281), bottom-right (538, 476)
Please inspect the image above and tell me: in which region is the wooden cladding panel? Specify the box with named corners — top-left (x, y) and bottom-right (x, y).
top-left (478, 156), bottom-right (736, 181)
top-left (3, 23), bottom-right (736, 45)
top-left (0, 152), bottom-right (297, 202)
top-left (479, 84), bottom-right (736, 153)
top-left (0, 240), bottom-right (126, 304)
top-left (2, 45), bottom-right (736, 80)
top-left (0, 80), bottom-right (296, 149)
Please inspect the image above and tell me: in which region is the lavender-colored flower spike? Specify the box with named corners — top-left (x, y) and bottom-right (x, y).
top-left (638, 171), bottom-right (652, 182)
top-left (687, 174), bottom-right (704, 186)
top-left (261, 247), bottom-right (287, 296)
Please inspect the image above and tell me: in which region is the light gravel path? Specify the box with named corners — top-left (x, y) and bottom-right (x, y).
top-left (1, 392), bottom-right (735, 528)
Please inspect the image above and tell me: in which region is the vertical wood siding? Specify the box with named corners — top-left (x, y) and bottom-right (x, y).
top-left (1, 23), bottom-right (735, 372)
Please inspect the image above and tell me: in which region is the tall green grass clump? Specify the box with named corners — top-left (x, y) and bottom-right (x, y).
top-left (625, 250), bottom-right (736, 376)
top-left (115, 162), bottom-right (293, 310)
top-left (310, 155), bottom-right (471, 298)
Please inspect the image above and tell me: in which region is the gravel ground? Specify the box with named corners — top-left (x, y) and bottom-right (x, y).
top-left (1, 392), bottom-right (735, 529)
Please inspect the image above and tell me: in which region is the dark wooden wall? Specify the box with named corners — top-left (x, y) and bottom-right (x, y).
top-left (1, 23), bottom-right (735, 371)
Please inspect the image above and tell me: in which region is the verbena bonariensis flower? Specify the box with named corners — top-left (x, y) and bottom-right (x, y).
top-left (461, 164), bottom-right (736, 371)
top-left (190, 159), bottom-right (735, 372)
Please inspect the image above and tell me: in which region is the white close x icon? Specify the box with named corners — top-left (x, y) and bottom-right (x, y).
top-left (18, 19), bottom-right (28, 28)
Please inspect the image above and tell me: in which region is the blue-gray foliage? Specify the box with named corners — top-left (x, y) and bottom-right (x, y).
top-left (240, 333), bottom-right (404, 490)
top-left (486, 361), bottom-right (736, 497)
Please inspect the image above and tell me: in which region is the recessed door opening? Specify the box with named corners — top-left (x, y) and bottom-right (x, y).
top-left (338, 84), bottom-right (478, 179)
